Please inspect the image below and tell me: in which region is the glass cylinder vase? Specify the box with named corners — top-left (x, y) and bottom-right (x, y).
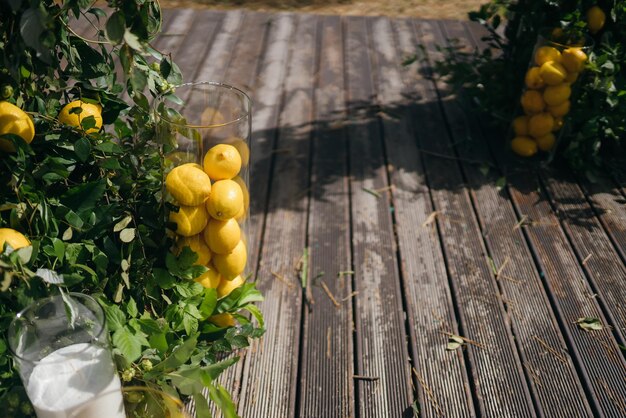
top-left (154, 82), bottom-right (252, 303)
top-left (7, 293), bottom-right (124, 418)
top-left (510, 30), bottom-right (593, 162)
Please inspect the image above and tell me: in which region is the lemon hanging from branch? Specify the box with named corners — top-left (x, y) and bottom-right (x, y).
top-left (58, 100), bottom-right (103, 134)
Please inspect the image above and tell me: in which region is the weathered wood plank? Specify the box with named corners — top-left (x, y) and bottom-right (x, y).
top-left (580, 177), bottom-right (626, 265)
top-left (297, 15), bottom-right (354, 418)
top-left (236, 13), bottom-right (300, 418)
top-left (171, 10), bottom-right (224, 82)
top-left (388, 16), bottom-right (479, 418)
top-left (415, 19), bottom-right (537, 417)
top-left (439, 20), bottom-right (595, 418)
top-left (344, 16), bottom-right (422, 417)
top-left (459, 20), bottom-right (626, 418)
top-left (153, 9), bottom-right (195, 55)
top-left (541, 171), bottom-right (626, 342)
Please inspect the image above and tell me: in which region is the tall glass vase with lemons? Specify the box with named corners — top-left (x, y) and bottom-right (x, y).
top-left (510, 30), bottom-right (593, 162)
top-left (155, 82), bottom-right (251, 329)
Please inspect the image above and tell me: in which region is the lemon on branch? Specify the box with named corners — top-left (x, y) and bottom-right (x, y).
top-left (587, 6), bottom-right (606, 34)
top-left (0, 228), bottom-right (30, 251)
top-left (217, 274), bottom-right (244, 298)
top-left (194, 264), bottom-right (222, 289)
top-left (0, 101), bottom-right (35, 152)
top-left (511, 137), bottom-right (538, 157)
top-left (175, 234), bottom-right (212, 265)
top-left (58, 100), bottom-right (103, 134)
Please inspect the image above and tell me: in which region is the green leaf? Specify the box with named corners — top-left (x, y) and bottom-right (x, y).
top-left (167, 367), bottom-right (208, 396)
top-left (203, 357), bottom-right (239, 380)
top-left (102, 302), bottom-right (127, 332)
top-left (242, 304), bottom-right (264, 328)
top-left (153, 268), bottom-right (176, 289)
top-left (576, 317), bottom-right (603, 331)
top-left (74, 137), bottom-right (92, 162)
top-left (61, 180), bottom-right (107, 212)
top-left (119, 228), bottom-right (136, 243)
top-left (146, 335), bottom-right (198, 377)
top-left (193, 391), bottom-right (212, 418)
top-left (80, 115), bottom-right (97, 132)
top-left (208, 384), bottom-right (238, 418)
top-left (106, 11), bottom-right (126, 44)
top-left (113, 327), bottom-right (143, 362)
top-left (127, 298), bottom-right (138, 318)
top-left (446, 334), bottom-right (465, 351)
top-left (35, 268), bottom-right (64, 284)
top-left (124, 30), bottom-right (143, 51)
top-left (199, 289), bottom-right (217, 319)
top-left (175, 281), bottom-right (204, 298)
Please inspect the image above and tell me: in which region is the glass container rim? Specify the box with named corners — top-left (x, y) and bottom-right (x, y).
top-left (155, 81), bottom-right (252, 129)
top-left (536, 28), bottom-right (595, 51)
top-left (7, 292), bottom-right (107, 364)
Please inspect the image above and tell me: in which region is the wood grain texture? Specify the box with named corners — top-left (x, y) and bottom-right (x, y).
top-left (457, 21), bottom-right (626, 418)
top-left (388, 16), bottom-right (480, 418)
top-left (416, 19), bottom-right (537, 417)
top-left (346, 15), bottom-right (431, 417)
top-left (297, 15), bottom-right (355, 418)
top-left (541, 170), bottom-right (626, 343)
top-left (439, 19), bottom-right (595, 418)
top-left (236, 13), bottom-right (303, 418)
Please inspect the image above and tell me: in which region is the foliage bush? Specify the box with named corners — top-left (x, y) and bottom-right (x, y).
top-left (436, 0), bottom-right (626, 178)
top-left (0, 1), bottom-right (263, 417)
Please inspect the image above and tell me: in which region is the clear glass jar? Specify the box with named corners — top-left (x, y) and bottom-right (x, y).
top-left (155, 82), bottom-right (252, 291)
top-left (510, 30), bottom-right (593, 163)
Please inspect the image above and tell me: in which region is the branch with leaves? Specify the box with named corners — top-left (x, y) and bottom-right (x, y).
top-left (0, 1), bottom-right (264, 417)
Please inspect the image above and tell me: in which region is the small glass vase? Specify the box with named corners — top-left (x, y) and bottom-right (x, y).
top-left (154, 82), bottom-right (252, 297)
top-left (510, 29), bottom-right (593, 163)
top-left (7, 292), bottom-right (125, 418)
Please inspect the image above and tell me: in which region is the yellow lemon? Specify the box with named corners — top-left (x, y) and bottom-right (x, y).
top-left (165, 163), bottom-right (212, 206)
top-left (232, 176), bottom-right (249, 222)
top-left (203, 144), bottom-right (242, 181)
top-left (539, 61), bottom-right (567, 85)
top-left (217, 274), bottom-right (244, 298)
top-left (548, 100), bottom-right (571, 118)
top-left (0, 228), bottom-right (30, 251)
top-left (176, 234), bottom-right (212, 265)
top-left (524, 67), bottom-right (545, 89)
top-left (543, 83), bottom-right (571, 107)
top-left (194, 264), bottom-right (222, 289)
top-left (169, 205), bottom-right (209, 237)
top-left (520, 90), bottom-right (546, 114)
top-left (200, 107), bottom-right (226, 127)
top-left (230, 137), bottom-right (250, 167)
top-left (587, 6), bottom-right (606, 34)
top-left (561, 48), bottom-right (587, 73)
top-left (564, 71), bottom-right (579, 84)
top-left (528, 113), bottom-right (554, 138)
top-left (511, 137), bottom-right (538, 157)
top-left (204, 218), bottom-right (241, 255)
top-left (58, 100), bottom-right (103, 134)
top-left (552, 118), bottom-right (564, 132)
top-left (534, 46), bottom-right (561, 66)
top-left (512, 115), bottom-right (529, 136)
top-left (535, 133), bottom-right (556, 152)
top-left (213, 240), bottom-right (247, 280)
top-left (206, 179), bottom-right (244, 221)
top-left (208, 313), bottom-right (236, 327)
top-left (0, 101), bottom-right (35, 152)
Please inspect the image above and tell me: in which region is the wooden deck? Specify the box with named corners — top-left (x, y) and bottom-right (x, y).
top-left (110, 9), bottom-right (626, 417)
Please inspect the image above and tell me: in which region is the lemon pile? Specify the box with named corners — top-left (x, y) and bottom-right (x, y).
top-left (511, 44), bottom-right (588, 157)
top-left (165, 141), bottom-right (251, 309)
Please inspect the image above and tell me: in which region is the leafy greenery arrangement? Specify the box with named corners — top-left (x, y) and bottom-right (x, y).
top-left (435, 0), bottom-right (625, 177)
top-left (0, 1), bottom-right (264, 417)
